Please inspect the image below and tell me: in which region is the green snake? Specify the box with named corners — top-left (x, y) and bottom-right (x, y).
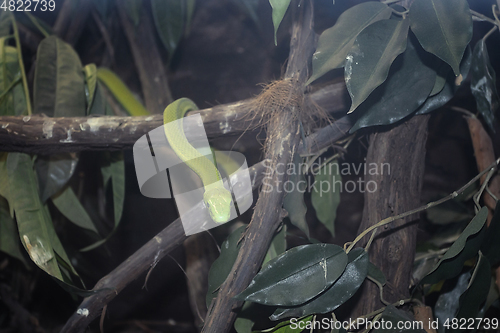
top-left (163, 98), bottom-right (233, 223)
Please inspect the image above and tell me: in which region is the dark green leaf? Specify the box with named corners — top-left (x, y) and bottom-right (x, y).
top-left (455, 254), bottom-right (491, 323)
top-left (480, 201), bottom-right (500, 266)
top-left (0, 11), bottom-right (11, 37)
top-left (269, 0), bottom-right (291, 46)
top-left (88, 82), bottom-right (107, 115)
top-left (350, 38), bottom-right (435, 132)
top-left (124, 0), bottom-right (141, 26)
top-left (0, 40), bottom-right (27, 116)
top-left (52, 185), bottom-right (98, 234)
top-left (415, 46), bottom-right (472, 115)
top-left (83, 63), bottom-right (97, 114)
top-left (307, 2), bottom-right (392, 84)
top-left (33, 36), bottom-right (86, 117)
top-left (7, 152), bottom-right (62, 279)
top-left (409, 0), bottom-right (472, 76)
top-left (35, 154), bottom-right (78, 203)
top-left (311, 162), bottom-right (341, 237)
top-left (236, 244), bottom-right (348, 306)
top-left (470, 39), bottom-right (499, 132)
top-left (206, 226), bottom-right (246, 308)
top-left (271, 248), bottom-right (368, 320)
top-left (102, 152), bottom-right (125, 228)
top-left (346, 18), bottom-right (410, 113)
top-left (152, 0), bottom-right (184, 58)
top-left (373, 305), bottom-right (426, 333)
top-left (283, 153), bottom-right (308, 238)
top-left (0, 153), bottom-right (11, 214)
top-left (368, 261), bottom-right (386, 286)
top-left (434, 272), bottom-right (470, 330)
top-left (264, 225), bottom-right (287, 266)
top-left (0, 196), bottom-right (29, 266)
top-left (429, 63), bottom-right (450, 96)
top-left (420, 207), bottom-right (488, 286)
top-left (234, 303), bottom-right (255, 333)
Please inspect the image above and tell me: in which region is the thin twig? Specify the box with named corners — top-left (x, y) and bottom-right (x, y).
top-left (346, 158), bottom-right (500, 253)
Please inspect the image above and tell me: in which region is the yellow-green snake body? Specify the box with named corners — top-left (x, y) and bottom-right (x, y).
top-left (163, 98), bottom-right (233, 223)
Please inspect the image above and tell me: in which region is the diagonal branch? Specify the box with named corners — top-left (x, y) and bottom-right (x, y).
top-left (202, 1), bottom-right (317, 332)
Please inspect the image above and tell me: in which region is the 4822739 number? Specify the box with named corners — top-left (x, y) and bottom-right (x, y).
top-left (443, 318), bottom-right (499, 331)
top-left (1, 0), bottom-right (55, 11)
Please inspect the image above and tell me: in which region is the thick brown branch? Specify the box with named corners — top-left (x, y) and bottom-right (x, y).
top-left (60, 160), bottom-right (268, 333)
top-left (0, 83), bottom-right (348, 154)
top-left (201, 1), bottom-right (317, 332)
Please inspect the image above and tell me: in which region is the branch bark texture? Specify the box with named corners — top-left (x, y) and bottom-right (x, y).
top-left (201, 1), bottom-right (316, 332)
top-left (352, 115), bottom-right (429, 316)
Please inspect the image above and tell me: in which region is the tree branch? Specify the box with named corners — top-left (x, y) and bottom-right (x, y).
top-left (0, 82), bottom-right (348, 155)
top-left (202, 1), bottom-right (317, 332)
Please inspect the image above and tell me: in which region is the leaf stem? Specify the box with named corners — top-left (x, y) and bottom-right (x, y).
top-left (346, 158), bottom-right (500, 253)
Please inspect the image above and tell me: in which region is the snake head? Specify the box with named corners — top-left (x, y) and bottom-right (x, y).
top-left (203, 187), bottom-right (233, 223)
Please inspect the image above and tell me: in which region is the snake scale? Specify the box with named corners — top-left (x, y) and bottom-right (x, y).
top-left (163, 98), bottom-right (233, 223)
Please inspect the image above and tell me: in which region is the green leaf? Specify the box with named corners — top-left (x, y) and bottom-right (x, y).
top-left (271, 248), bottom-right (368, 320)
top-left (0, 196), bottom-right (29, 267)
top-left (6, 152), bottom-right (62, 279)
top-left (420, 207), bottom-right (488, 286)
top-left (264, 225), bottom-right (287, 266)
top-left (103, 152), bottom-right (125, 228)
top-left (151, 0), bottom-right (184, 58)
top-left (0, 11), bottom-right (12, 37)
top-left (409, 0), bottom-right (472, 76)
top-left (269, 0), bottom-right (291, 46)
top-left (307, 2), bottom-right (392, 85)
top-left (33, 36), bottom-right (86, 117)
top-left (470, 39), bottom-right (499, 132)
top-left (311, 161), bottom-right (341, 237)
top-left (373, 305), bottom-right (426, 333)
top-left (480, 201), bottom-right (500, 266)
top-left (345, 18), bottom-right (410, 113)
top-left (35, 154), bottom-right (78, 203)
top-left (51, 185), bottom-right (98, 234)
top-left (350, 37), bottom-right (435, 132)
top-left (254, 316), bottom-right (313, 332)
top-left (415, 46), bottom-right (472, 115)
top-left (429, 62), bottom-right (450, 97)
top-left (434, 272), bottom-right (470, 328)
top-left (88, 82), bottom-right (108, 115)
top-left (97, 68), bottom-right (149, 116)
top-left (83, 63), bottom-right (97, 114)
top-left (367, 261), bottom-right (386, 286)
top-left (206, 226), bottom-right (246, 308)
top-left (455, 253), bottom-right (491, 322)
top-left (235, 244), bottom-right (348, 307)
top-left (283, 153), bottom-right (308, 238)
top-left (0, 40), bottom-right (27, 116)
top-left (124, 0), bottom-right (141, 26)
top-left (0, 153), bottom-right (10, 213)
